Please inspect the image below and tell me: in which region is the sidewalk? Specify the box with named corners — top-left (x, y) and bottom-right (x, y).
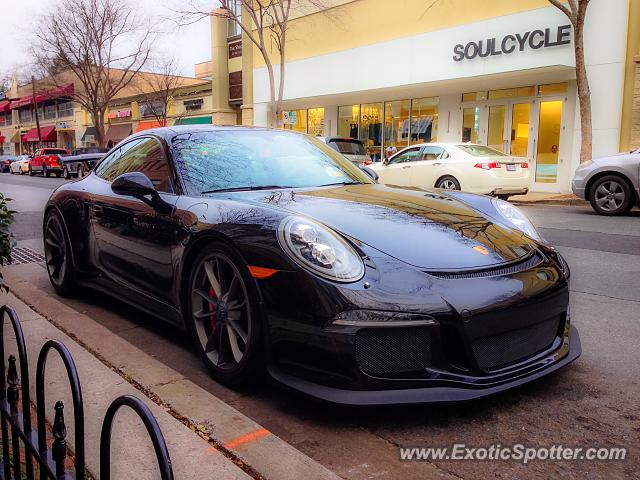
top-left (509, 192), bottom-right (588, 206)
top-left (1, 260), bottom-right (342, 480)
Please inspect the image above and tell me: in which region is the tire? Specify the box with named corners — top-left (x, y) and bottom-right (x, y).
top-left (43, 210), bottom-right (75, 296)
top-left (44, 166), bottom-right (50, 177)
top-left (20, 168), bottom-right (24, 175)
top-left (29, 166), bottom-right (35, 176)
top-left (63, 166), bottom-right (71, 180)
top-left (497, 194), bottom-right (510, 201)
top-left (77, 165), bottom-right (85, 178)
top-left (589, 175), bottom-right (633, 216)
top-left (436, 175), bottom-right (461, 190)
top-left (186, 242), bottom-right (263, 387)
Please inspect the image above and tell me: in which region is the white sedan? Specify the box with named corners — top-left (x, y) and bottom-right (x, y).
top-left (369, 143), bottom-right (530, 199)
top-left (9, 155), bottom-right (32, 175)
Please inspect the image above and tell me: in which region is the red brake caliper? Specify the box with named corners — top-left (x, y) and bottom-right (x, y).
top-left (208, 286), bottom-right (217, 330)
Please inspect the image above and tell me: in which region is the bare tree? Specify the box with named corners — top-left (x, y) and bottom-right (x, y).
top-left (548, 0), bottom-right (592, 163)
top-left (135, 57), bottom-right (185, 128)
top-left (178, 0), bottom-right (329, 128)
top-left (31, 0), bottom-right (152, 147)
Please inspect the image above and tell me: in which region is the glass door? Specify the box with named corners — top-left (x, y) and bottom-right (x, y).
top-left (508, 103), bottom-right (531, 158)
top-left (534, 99), bottom-right (563, 184)
top-left (487, 105), bottom-right (506, 152)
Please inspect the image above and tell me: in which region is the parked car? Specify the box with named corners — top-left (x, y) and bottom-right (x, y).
top-left (62, 152), bottom-right (107, 179)
top-left (318, 137), bottom-right (371, 165)
top-left (571, 148), bottom-right (640, 215)
top-left (0, 155), bottom-right (18, 173)
top-left (29, 148), bottom-right (69, 177)
top-left (70, 147), bottom-right (110, 156)
top-left (369, 143), bottom-right (530, 200)
top-left (43, 126), bottom-right (580, 405)
top-left (9, 155), bottom-right (32, 174)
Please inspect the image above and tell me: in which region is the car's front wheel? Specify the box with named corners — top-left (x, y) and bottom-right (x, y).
top-left (589, 175), bottom-right (633, 216)
top-left (43, 210), bottom-right (75, 296)
top-left (436, 176), bottom-right (461, 190)
top-left (186, 243), bottom-right (263, 387)
top-left (63, 166), bottom-right (71, 180)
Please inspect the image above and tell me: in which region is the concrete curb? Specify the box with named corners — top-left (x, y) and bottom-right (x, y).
top-left (3, 263), bottom-right (342, 480)
top-left (511, 199), bottom-right (589, 207)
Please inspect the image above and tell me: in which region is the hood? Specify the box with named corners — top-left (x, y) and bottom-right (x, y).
top-left (231, 184), bottom-right (536, 271)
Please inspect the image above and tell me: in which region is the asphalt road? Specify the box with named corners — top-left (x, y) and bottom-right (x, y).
top-left (1, 172), bottom-right (639, 479)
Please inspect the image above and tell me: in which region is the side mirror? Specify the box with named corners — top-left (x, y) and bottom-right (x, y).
top-left (111, 172), bottom-right (156, 197)
top-left (360, 166), bottom-right (379, 182)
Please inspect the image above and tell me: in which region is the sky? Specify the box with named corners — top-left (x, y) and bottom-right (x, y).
top-left (0, 0), bottom-right (213, 80)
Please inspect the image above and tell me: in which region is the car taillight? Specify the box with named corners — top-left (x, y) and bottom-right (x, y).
top-left (521, 162), bottom-right (529, 168)
top-left (474, 162), bottom-right (501, 170)
top-left (364, 159), bottom-right (372, 166)
top-left (48, 155), bottom-right (58, 164)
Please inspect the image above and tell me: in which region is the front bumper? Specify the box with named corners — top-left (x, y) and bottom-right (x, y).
top-left (269, 325), bottom-right (580, 406)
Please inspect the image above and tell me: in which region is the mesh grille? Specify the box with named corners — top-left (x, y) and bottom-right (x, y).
top-left (427, 252), bottom-right (543, 280)
top-left (472, 316), bottom-right (560, 371)
top-left (355, 327), bottom-right (432, 375)
top-left (10, 247), bottom-right (46, 265)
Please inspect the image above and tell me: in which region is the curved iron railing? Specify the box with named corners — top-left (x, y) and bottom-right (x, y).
top-left (0, 304), bottom-right (175, 479)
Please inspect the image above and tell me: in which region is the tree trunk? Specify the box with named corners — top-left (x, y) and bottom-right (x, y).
top-left (92, 110), bottom-right (107, 148)
top-left (574, 20), bottom-right (592, 163)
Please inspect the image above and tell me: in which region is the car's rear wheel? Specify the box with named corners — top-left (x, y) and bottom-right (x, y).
top-left (28, 166), bottom-right (35, 176)
top-left (63, 166), bottom-right (71, 180)
top-left (436, 176), bottom-right (461, 190)
top-left (44, 166), bottom-right (50, 177)
top-left (43, 210), bottom-right (75, 296)
top-left (589, 175), bottom-right (633, 216)
top-left (77, 165), bottom-right (85, 178)
top-left (497, 194), bottom-right (510, 201)
top-left (186, 243), bottom-right (263, 386)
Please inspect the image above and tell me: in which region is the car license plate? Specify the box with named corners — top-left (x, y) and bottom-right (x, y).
top-left (506, 164), bottom-right (516, 171)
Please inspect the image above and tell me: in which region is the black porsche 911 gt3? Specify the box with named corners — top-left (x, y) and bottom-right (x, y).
top-left (43, 126), bottom-right (581, 405)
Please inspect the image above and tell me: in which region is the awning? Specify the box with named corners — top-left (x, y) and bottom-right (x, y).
top-left (135, 120), bottom-right (164, 132)
top-left (0, 102), bottom-right (10, 113)
top-left (0, 137), bottom-right (5, 144)
top-left (10, 84), bottom-right (74, 109)
top-left (81, 127), bottom-right (96, 141)
top-left (105, 123), bottom-right (132, 143)
top-left (22, 125), bottom-right (57, 142)
top-left (173, 116), bottom-right (212, 125)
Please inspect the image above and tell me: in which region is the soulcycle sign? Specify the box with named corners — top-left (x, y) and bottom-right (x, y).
top-left (453, 25), bottom-right (572, 62)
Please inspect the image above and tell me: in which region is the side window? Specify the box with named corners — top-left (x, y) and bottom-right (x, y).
top-left (421, 146), bottom-right (447, 161)
top-left (388, 147), bottom-right (421, 165)
top-left (95, 138), bottom-right (173, 193)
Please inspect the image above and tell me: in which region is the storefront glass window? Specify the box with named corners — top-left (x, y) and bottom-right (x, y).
top-left (338, 105), bottom-right (359, 139)
top-left (488, 105), bottom-right (506, 152)
top-left (359, 103), bottom-right (383, 161)
top-left (510, 103), bottom-right (530, 157)
top-left (488, 86), bottom-right (535, 100)
top-left (58, 101), bottom-right (73, 118)
top-left (538, 83), bottom-right (568, 95)
top-left (282, 109), bottom-right (307, 133)
top-left (462, 91), bottom-right (487, 102)
top-left (410, 97), bottom-right (438, 145)
top-left (383, 100), bottom-right (410, 154)
top-left (462, 107), bottom-right (480, 143)
top-left (535, 100), bottom-right (563, 183)
top-left (307, 108), bottom-right (325, 136)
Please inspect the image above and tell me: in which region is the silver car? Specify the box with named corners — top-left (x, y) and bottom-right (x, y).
top-left (572, 149), bottom-right (640, 215)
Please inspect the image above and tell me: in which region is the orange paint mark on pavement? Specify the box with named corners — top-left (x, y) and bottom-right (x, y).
top-left (224, 428), bottom-right (271, 450)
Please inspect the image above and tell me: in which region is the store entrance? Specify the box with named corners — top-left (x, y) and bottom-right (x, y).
top-left (486, 101), bottom-right (533, 157)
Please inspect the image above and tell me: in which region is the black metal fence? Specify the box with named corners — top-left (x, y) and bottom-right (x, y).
top-left (0, 304), bottom-right (175, 480)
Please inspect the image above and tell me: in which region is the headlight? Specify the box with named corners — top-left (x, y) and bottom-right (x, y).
top-left (491, 198), bottom-right (544, 242)
top-left (278, 216), bottom-right (365, 282)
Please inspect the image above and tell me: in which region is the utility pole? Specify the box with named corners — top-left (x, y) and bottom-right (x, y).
top-left (31, 76), bottom-right (42, 147)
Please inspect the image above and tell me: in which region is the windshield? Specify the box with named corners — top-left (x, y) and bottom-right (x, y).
top-left (171, 130), bottom-right (373, 194)
top-left (45, 149), bottom-right (68, 155)
top-left (457, 145), bottom-right (507, 157)
top-left (328, 139), bottom-right (367, 156)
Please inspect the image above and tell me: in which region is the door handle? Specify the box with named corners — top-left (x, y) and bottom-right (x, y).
top-left (432, 163), bottom-right (441, 166)
top-left (402, 165), bottom-right (411, 169)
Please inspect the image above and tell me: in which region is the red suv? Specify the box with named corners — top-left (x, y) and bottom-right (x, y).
top-left (29, 148), bottom-right (69, 177)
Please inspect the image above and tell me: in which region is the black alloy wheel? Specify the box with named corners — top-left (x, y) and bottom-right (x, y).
top-left (43, 211), bottom-right (75, 296)
top-left (187, 243), bottom-right (262, 386)
top-left (436, 176), bottom-right (461, 190)
top-left (589, 175), bottom-right (633, 216)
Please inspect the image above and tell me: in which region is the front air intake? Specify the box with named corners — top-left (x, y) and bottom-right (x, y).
top-left (355, 326), bottom-right (432, 375)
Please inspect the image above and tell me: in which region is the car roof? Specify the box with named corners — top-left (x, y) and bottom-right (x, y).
top-left (127, 125), bottom-right (272, 143)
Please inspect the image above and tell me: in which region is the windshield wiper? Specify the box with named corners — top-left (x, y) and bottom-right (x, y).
top-left (201, 185), bottom-right (295, 194)
top-left (317, 181), bottom-right (363, 187)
